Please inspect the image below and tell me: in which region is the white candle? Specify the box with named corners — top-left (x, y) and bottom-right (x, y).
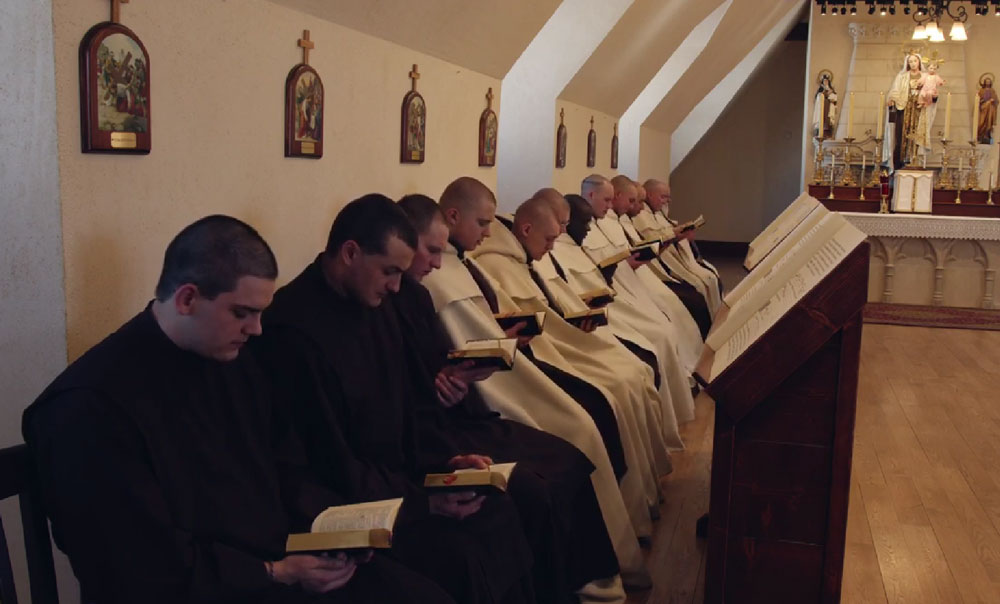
top-left (972, 95), bottom-right (980, 143)
top-left (945, 92), bottom-right (953, 139)
top-left (990, 172), bottom-right (995, 191)
top-left (877, 92), bottom-right (885, 139)
top-left (847, 92), bottom-right (855, 139)
top-left (923, 154), bottom-right (927, 169)
top-left (959, 156), bottom-right (964, 172)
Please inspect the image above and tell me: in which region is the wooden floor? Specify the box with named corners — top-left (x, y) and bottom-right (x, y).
top-left (628, 324), bottom-right (1000, 603)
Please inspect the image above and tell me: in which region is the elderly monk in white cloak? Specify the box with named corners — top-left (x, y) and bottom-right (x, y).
top-left (420, 178), bottom-right (655, 587)
top-left (468, 197), bottom-right (670, 525)
top-left (636, 179), bottom-right (723, 314)
top-left (581, 177), bottom-right (702, 403)
top-left (532, 188), bottom-right (689, 449)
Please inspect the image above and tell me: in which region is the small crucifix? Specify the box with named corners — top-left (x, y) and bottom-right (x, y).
top-left (409, 64), bottom-right (420, 92)
top-left (590, 116), bottom-right (595, 129)
top-left (111, 0), bottom-right (129, 24)
top-left (298, 30), bottom-right (315, 65)
top-left (559, 108), bottom-right (565, 124)
top-left (485, 87), bottom-right (493, 110)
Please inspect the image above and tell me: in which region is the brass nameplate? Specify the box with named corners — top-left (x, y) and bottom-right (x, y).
top-left (110, 132), bottom-right (137, 149)
top-left (300, 141), bottom-right (315, 155)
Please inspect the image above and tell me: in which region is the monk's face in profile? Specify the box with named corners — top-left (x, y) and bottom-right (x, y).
top-left (342, 234), bottom-right (414, 307)
top-left (611, 184), bottom-right (635, 217)
top-left (646, 184), bottom-right (671, 214)
top-left (630, 186), bottom-right (646, 217)
top-left (447, 195), bottom-right (495, 251)
top-left (407, 219), bottom-right (449, 281)
top-left (585, 182), bottom-right (614, 218)
top-left (519, 215), bottom-right (560, 261)
top-left (566, 201), bottom-right (593, 245)
top-left (177, 275), bottom-right (274, 362)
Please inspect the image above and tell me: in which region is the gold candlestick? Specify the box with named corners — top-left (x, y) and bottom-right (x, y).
top-left (939, 139), bottom-right (952, 189)
top-left (967, 145), bottom-right (979, 191)
top-left (841, 139), bottom-right (857, 187)
top-left (813, 137), bottom-right (825, 185)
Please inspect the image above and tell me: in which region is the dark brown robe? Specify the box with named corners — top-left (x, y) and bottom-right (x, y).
top-left (389, 274), bottom-right (620, 602)
top-left (22, 307), bottom-right (454, 604)
top-left (255, 259), bottom-right (535, 604)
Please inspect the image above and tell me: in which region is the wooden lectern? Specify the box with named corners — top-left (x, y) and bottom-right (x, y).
top-left (698, 242), bottom-right (870, 603)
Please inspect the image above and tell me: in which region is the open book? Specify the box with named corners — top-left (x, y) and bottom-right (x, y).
top-left (675, 215), bottom-right (706, 233)
top-left (579, 287), bottom-right (616, 308)
top-left (891, 170), bottom-right (933, 213)
top-left (447, 338), bottom-right (517, 370)
top-left (563, 308), bottom-right (609, 329)
top-left (286, 498), bottom-right (403, 553)
top-left (630, 241), bottom-right (660, 262)
top-left (493, 311), bottom-right (545, 336)
top-left (424, 462), bottom-right (517, 494)
top-left (704, 219), bottom-right (867, 382)
top-left (744, 193), bottom-right (821, 271)
top-left (595, 249), bottom-right (631, 269)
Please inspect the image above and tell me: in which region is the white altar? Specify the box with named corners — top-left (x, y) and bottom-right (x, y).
top-left (841, 212), bottom-right (1000, 309)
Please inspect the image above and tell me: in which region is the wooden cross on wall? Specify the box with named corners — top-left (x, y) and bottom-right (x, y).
top-left (486, 87), bottom-right (493, 110)
top-left (298, 30), bottom-right (315, 65)
top-left (111, 0), bottom-right (129, 24)
top-left (409, 64), bottom-right (420, 91)
top-left (559, 108), bottom-right (564, 124)
top-left (590, 116), bottom-right (595, 129)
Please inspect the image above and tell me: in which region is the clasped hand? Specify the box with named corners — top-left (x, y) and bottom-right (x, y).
top-left (427, 453), bottom-right (491, 520)
top-left (436, 362), bottom-right (498, 408)
top-left (503, 320), bottom-right (534, 349)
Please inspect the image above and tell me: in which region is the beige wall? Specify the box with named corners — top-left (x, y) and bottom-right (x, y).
top-left (672, 40), bottom-right (807, 241)
top-left (551, 99), bottom-right (620, 197)
top-left (803, 7), bottom-right (1000, 181)
top-left (55, 0), bottom-right (500, 359)
top-left (638, 126), bottom-right (671, 183)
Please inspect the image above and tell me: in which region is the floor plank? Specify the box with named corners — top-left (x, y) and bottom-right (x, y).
top-left (634, 322), bottom-right (1000, 603)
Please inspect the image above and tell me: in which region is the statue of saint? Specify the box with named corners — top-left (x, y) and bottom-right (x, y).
top-left (977, 74), bottom-right (998, 144)
top-left (885, 53), bottom-right (924, 169)
top-left (914, 60), bottom-right (944, 153)
top-left (812, 71), bottom-right (837, 139)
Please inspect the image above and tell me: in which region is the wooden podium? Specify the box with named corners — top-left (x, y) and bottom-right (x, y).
top-left (698, 242), bottom-right (870, 603)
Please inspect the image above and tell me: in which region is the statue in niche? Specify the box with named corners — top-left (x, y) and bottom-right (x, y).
top-left (977, 73), bottom-right (998, 144)
top-left (913, 57), bottom-right (944, 154)
top-left (812, 70), bottom-right (837, 139)
top-left (885, 52), bottom-right (925, 169)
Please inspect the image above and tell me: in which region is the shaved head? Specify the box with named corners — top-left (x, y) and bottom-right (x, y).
top-left (609, 175), bottom-right (636, 216)
top-left (533, 187), bottom-right (569, 233)
top-left (440, 176), bottom-right (496, 212)
top-left (513, 197), bottom-right (560, 260)
top-left (644, 179), bottom-right (671, 212)
top-left (581, 174), bottom-right (608, 199)
top-left (609, 174), bottom-right (635, 195)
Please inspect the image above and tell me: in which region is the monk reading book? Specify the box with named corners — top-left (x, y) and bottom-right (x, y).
top-left (287, 498), bottom-right (403, 553)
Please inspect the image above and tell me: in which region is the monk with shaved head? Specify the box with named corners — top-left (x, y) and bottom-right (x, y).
top-left (421, 177), bottom-right (653, 594)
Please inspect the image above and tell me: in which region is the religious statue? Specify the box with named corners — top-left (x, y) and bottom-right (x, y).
top-left (812, 70), bottom-right (837, 139)
top-left (977, 74), bottom-right (998, 144)
top-left (913, 58), bottom-right (944, 155)
top-left (885, 52), bottom-right (925, 169)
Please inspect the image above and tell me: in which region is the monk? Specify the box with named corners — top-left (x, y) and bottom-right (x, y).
top-left (624, 182), bottom-right (713, 338)
top-left (22, 215), bottom-right (455, 604)
top-left (387, 192), bottom-right (625, 603)
top-left (470, 193), bottom-right (671, 535)
top-left (255, 196), bottom-right (536, 604)
top-left (640, 179), bottom-right (723, 311)
top-left (421, 177), bottom-right (654, 589)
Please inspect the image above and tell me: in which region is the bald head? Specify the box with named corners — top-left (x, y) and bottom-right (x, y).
top-left (513, 197), bottom-right (560, 260)
top-left (644, 179), bottom-right (671, 213)
top-left (439, 177), bottom-right (497, 251)
top-left (609, 175), bottom-right (636, 216)
top-left (533, 187), bottom-right (569, 234)
top-left (581, 174), bottom-right (613, 218)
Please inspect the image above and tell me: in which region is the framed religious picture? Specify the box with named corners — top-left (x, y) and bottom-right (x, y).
top-left (478, 87), bottom-right (498, 167)
top-left (401, 64), bottom-right (426, 163)
top-left (555, 108), bottom-right (567, 168)
top-left (79, 18), bottom-right (151, 153)
top-left (610, 122), bottom-right (619, 169)
top-left (586, 116), bottom-right (596, 168)
top-left (285, 31), bottom-right (323, 158)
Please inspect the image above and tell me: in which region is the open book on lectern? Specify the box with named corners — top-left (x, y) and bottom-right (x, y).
top-left (701, 213), bottom-right (867, 383)
top-left (743, 193), bottom-right (823, 271)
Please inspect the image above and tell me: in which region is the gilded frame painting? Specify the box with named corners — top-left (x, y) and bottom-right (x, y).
top-left (401, 90), bottom-right (426, 163)
top-left (79, 22), bottom-right (151, 153)
top-left (285, 64), bottom-right (324, 158)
